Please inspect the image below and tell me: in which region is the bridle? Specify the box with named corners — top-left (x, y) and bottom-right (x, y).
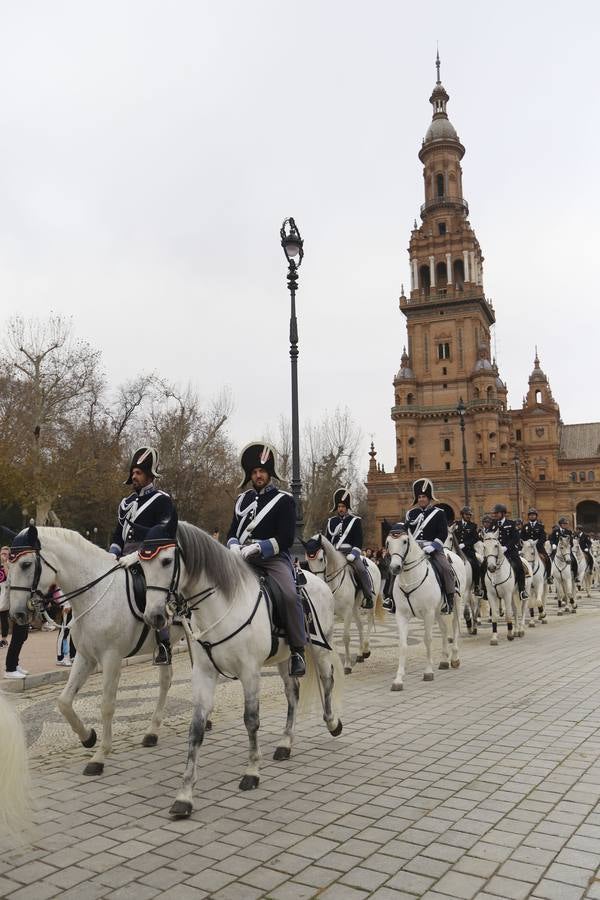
top-left (8, 547), bottom-right (59, 614)
top-left (306, 549), bottom-right (348, 595)
top-left (139, 542), bottom-right (217, 617)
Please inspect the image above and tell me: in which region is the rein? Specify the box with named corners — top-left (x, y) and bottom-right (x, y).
top-left (484, 546), bottom-right (513, 597)
top-left (9, 547), bottom-right (121, 613)
top-left (389, 544), bottom-right (430, 617)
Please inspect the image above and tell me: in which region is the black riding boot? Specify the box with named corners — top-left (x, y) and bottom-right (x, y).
top-left (153, 628), bottom-right (172, 666)
top-left (289, 648), bottom-right (306, 678)
top-left (351, 558), bottom-right (374, 609)
top-left (382, 570), bottom-right (395, 612)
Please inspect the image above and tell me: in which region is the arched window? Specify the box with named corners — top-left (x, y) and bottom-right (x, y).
top-left (453, 258), bottom-right (465, 290)
top-left (579, 471), bottom-right (586, 481)
top-left (486, 385), bottom-right (494, 400)
top-left (436, 174), bottom-right (444, 197)
top-left (474, 387), bottom-right (480, 399)
top-left (535, 389), bottom-right (542, 403)
top-left (419, 264), bottom-right (431, 296)
top-left (589, 471), bottom-right (595, 481)
top-left (436, 261), bottom-right (448, 286)
top-left (443, 439), bottom-right (451, 452)
top-left (407, 393), bottom-right (414, 406)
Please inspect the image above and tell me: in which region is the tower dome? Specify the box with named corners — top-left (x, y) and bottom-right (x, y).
top-left (421, 51), bottom-right (463, 154)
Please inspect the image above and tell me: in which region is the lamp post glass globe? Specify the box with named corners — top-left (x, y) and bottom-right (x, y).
top-left (281, 217), bottom-right (303, 267)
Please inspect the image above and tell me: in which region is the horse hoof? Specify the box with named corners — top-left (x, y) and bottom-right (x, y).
top-left (423, 673), bottom-right (434, 682)
top-left (541, 619), bottom-right (548, 624)
top-left (169, 800), bottom-right (192, 819)
top-left (472, 627), bottom-right (477, 636)
top-left (356, 655), bottom-right (364, 663)
top-left (490, 639), bottom-right (498, 646)
top-left (362, 651), bottom-right (371, 659)
top-left (141, 733), bottom-right (158, 747)
top-left (239, 775), bottom-right (259, 791)
top-left (329, 720), bottom-right (343, 737)
top-left (528, 621), bottom-right (535, 628)
top-left (438, 661), bottom-right (450, 670)
top-left (451, 659), bottom-right (460, 668)
top-left (273, 746), bottom-right (291, 761)
top-left (518, 630), bottom-right (525, 637)
top-left (344, 667), bottom-right (352, 675)
top-left (206, 719), bottom-right (213, 731)
top-left (507, 633), bottom-right (515, 641)
top-left (83, 761), bottom-right (104, 776)
top-left (557, 610), bottom-right (563, 616)
top-left (390, 682), bottom-right (403, 692)
top-left (81, 728), bottom-right (97, 749)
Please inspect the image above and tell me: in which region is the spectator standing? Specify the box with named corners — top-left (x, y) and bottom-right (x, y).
top-left (0, 546), bottom-right (9, 649)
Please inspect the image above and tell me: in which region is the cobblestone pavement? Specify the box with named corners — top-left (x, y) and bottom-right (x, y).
top-left (2, 592), bottom-right (600, 899)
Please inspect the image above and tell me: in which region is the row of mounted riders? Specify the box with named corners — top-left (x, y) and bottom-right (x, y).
top-left (4, 450), bottom-right (598, 819)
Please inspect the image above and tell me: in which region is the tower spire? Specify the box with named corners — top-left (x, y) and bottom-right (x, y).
top-left (436, 47), bottom-right (441, 84)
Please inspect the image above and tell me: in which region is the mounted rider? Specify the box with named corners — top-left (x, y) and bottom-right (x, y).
top-left (521, 508), bottom-right (551, 581)
top-left (325, 489), bottom-right (374, 610)
top-left (575, 524), bottom-right (594, 574)
top-left (487, 504), bottom-right (529, 600)
top-left (454, 506), bottom-right (483, 597)
top-left (405, 478), bottom-right (455, 613)
top-left (549, 517), bottom-right (580, 586)
top-left (227, 441), bottom-right (306, 678)
top-left (109, 446), bottom-right (177, 665)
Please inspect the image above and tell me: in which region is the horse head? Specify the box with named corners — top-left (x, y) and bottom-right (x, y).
top-left (483, 531), bottom-right (502, 572)
top-left (521, 538), bottom-right (536, 563)
top-left (8, 525), bottom-right (59, 625)
top-left (385, 526), bottom-right (410, 576)
top-left (136, 527), bottom-right (184, 630)
top-left (302, 535), bottom-right (326, 576)
top-left (557, 535), bottom-right (572, 557)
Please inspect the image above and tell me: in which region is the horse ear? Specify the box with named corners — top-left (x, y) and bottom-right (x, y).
top-left (317, 535), bottom-right (322, 547)
top-left (27, 524), bottom-right (38, 543)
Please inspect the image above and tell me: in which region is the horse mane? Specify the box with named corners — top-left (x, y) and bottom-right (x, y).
top-left (37, 527), bottom-right (113, 561)
top-left (318, 533), bottom-right (345, 561)
top-left (176, 522), bottom-right (247, 594)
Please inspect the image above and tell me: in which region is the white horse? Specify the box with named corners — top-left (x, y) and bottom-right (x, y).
top-left (385, 530), bottom-right (466, 690)
top-left (8, 525), bottom-right (181, 776)
top-left (133, 523), bottom-right (344, 818)
top-left (591, 539), bottom-right (600, 588)
top-left (482, 533), bottom-right (531, 643)
top-left (572, 538), bottom-right (593, 598)
top-left (0, 693), bottom-right (30, 843)
top-left (521, 539), bottom-right (548, 626)
top-left (445, 526), bottom-right (483, 635)
top-left (303, 534), bottom-right (383, 674)
top-left (552, 536), bottom-right (577, 615)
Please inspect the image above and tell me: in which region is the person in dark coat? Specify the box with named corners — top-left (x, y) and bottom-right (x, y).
top-left (325, 489), bottom-right (373, 609)
top-left (110, 446), bottom-right (177, 664)
top-left (488, 504), bottom-right (528, 599)
top-left (455, 506), bottom-right (483, 596)
top-left (227, 441), bottom-right (306, 678)
top-left (521, 508), bottom-right (551, 580)
top-left (549, 517), bottom-right (579, 586)
top-left (405, 478), bottom-right (456, 613)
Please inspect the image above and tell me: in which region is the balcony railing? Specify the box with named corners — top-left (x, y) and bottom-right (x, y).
top-left (391, 397), bottom-right (505, 417)
top-left (420, 196), bottom-right (469, 217)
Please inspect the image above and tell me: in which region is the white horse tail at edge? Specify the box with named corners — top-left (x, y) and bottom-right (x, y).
top-left (0, 693), bottom-right (31, 843)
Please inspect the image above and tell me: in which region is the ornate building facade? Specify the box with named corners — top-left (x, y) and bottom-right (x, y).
top-left (366, 57), bottom-right (600, 542)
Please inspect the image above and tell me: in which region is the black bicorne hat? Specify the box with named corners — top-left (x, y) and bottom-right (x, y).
top-left (330, 488), bottom-right (351, 513)
top-left (238, 442), bottom-right (282, 489)
top-left (412, 478), bottom-right (437, 505)
top-left (125, 447), bottom-right (161, 485)
top-left (9, 525), bottom-right (40, 562)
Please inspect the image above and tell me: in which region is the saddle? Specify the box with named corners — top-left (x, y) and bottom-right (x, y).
top-left (126, 562), bottom-right (147, 621)
top-left (427, 551), bottom-right (460, 605)
top-left (259, 574), bottom-right (331, 660)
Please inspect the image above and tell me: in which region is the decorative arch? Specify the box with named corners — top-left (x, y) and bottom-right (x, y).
top-left (436, 261), bottom-right (448, 286)
top-left (420, 264), bottom-right (431, 296)
top-left (453, 258), bottom-right (465, 289)
top-left (576, 500), bottom-right (600, 533)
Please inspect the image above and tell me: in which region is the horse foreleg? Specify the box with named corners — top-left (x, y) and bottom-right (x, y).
top-left (142, 662), bottom-right (173, 747)
top-left (506, 591), bottom-right (516, 641)
top-left (353, 602), bottom-right (367, 663)
top-left (83, 652), bottom-right (122, 776)
top-left (274, 662), bottom-right (298, 761)
top-left (437, 612), bottom-right (450, 670)
top-left (450, 605), bottom-right (460, 667)
top-left (422, 609), bottom-right (435, 681)
top-left (391, 611), bottom-right (409, 691)
top-left (342, 606), bottom-right (353, 674)
top-left (487, 580), bottom-right (499, 645)
top-left (170, 658), bottom-right (217, 819)
top-left (240, 671), bottom-right (261, 791)
top-left (57, 652), bottom-right (98, 747)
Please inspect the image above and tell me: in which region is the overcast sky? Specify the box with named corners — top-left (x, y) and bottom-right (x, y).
top-left (1, 1), bottom-right (598, 473)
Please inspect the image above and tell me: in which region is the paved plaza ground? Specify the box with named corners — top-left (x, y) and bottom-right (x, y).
top-left (2, 593), bottom-right (600, 900)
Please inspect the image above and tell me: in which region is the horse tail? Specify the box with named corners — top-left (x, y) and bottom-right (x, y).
top-left (374, 592), bottom-right (385, 623)
top-left (298, 646), bottom-right (345, 722)
top-left (0, 693), bottom-right (31, 844)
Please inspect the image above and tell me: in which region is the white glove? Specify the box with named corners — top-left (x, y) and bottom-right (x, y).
top-left (229, 543), bottom-right (242, 553)
top-left (346, 552), bottom-right (356, 562)
top-left (459, 543), bottom-right (465, 549)
top-left (424, 544), bottom-right (436, 554)
top-left (241, 543), bottom-right (261, 560)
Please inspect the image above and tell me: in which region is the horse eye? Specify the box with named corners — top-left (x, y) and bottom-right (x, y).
top-left (161, 558), bottom-right (173, 568)
top-left (21, 560), bottom-right (32, 570)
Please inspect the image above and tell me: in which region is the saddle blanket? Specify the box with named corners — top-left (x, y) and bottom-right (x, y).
top-left (262, 576), bottom-right (331, 653)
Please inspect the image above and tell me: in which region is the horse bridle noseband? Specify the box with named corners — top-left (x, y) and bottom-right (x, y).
top-left (8, 547), bottom-right (59, 613)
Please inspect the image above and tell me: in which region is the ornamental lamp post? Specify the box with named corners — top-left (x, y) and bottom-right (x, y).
top-left (457, 397), bottom-right (469, 507)
top-left (280, 217), bottom-right (304, 558)
top-left (514, 454), bottom-right (521, 519)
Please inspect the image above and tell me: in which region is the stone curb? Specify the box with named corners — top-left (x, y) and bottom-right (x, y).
top-left (1, 642), bottom-right (189, 693)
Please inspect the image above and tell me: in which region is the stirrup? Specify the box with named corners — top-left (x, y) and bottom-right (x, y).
top-left (441, 595), bottom-right (454, 615)
top-left (153, 642), bottom-right (172, 666)
top-left (361, 595), bottom-right (374, 610)
top-left (520, 590), bottom-right (529, 600)
top-left (382, 596), bottom-right (395, 613)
